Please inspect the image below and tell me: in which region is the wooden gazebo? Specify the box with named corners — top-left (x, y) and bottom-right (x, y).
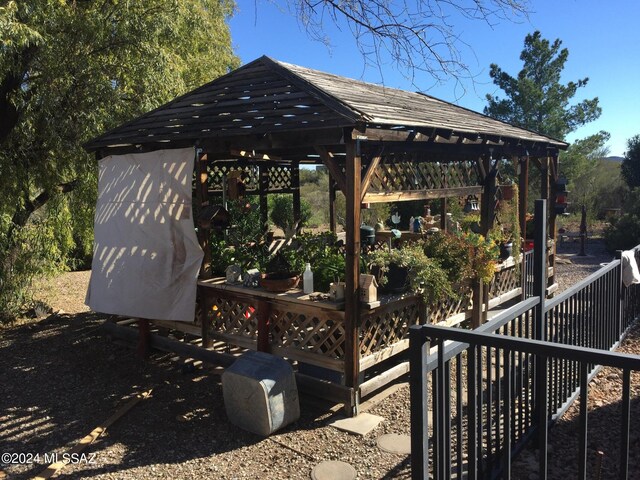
top-left (86, 56), bottom-right (567, 415)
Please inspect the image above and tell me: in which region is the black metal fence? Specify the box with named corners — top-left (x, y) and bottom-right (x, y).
top-left (410, 200), bottom-right (640, 480)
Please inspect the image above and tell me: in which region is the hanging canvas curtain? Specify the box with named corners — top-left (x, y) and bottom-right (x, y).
top-left (86, 147), bottom-right (203, 322)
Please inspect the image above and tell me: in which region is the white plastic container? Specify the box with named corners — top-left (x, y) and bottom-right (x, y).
top-left (303, 263), bottom-right (314, 294)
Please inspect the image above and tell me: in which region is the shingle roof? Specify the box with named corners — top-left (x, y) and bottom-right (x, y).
top-left (85, 56), bottom-right (567, 151)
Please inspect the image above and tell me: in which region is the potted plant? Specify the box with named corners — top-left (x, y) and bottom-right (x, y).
top-left (367, 243), bottom-right (453, 304)
top-left (260, 246), bottom-right (305, 292)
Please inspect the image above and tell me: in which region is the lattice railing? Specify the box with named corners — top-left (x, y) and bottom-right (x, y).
top-left (429, 287), bottom-right (473, 324)
top-left (489, 264), bottom-right (520, 298)
top-left (360, 299), bottom-right (421, 356)
top-left (367, 158), bottom-right (481, 193)
top-left (208, 296), bottom-right (258, 339)
top-left (269, 309), bottom-right (346, 359)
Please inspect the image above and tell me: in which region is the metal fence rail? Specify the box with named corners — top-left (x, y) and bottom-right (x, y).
top-left (410, 200), bottom-right (640, 480)
top-left (410, 324), bottom-right (640, 480)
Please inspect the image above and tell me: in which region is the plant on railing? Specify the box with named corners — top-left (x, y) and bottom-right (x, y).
top-left (459, 232), bottom-right (498, 284)
top-left (367, 242), bottom-right (453, 304)
top-left (422, 232), bottom-right (474, 285)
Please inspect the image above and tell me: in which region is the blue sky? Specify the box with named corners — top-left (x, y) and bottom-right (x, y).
top-left (229, 0), bottom-right (640, 157)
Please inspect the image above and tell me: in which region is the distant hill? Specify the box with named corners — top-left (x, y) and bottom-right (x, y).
top-left (604, 156), bottom-right (624, 163)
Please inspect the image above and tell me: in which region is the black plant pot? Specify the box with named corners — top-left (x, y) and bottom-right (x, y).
top-left (499, 242), bottom-right (513, 260)
top-left (373, 263), bottom-right (409, 294)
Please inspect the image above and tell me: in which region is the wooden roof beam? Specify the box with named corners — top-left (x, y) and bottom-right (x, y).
top-left (315, 145), bottom-right (347, 193)
top-left (360, 148), bottom-right (384, 201)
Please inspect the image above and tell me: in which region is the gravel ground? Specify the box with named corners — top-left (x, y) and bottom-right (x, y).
top-left (1, 238), bottom-right (637, 480)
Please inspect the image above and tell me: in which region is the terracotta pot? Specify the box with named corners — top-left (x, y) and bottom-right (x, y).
top-left (259, 273), bottom-right (300, 293)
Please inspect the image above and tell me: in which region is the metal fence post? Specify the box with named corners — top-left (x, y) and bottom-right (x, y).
top-left (533, 199), bottom-right (548, 479)
top-left (616, 250), bottom-right (624, 335)
top-left (410, 325), bottom-right (429, 480)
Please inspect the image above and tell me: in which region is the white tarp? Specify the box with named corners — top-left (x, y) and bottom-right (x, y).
top-left (86, 147), bottom-right (203, 322)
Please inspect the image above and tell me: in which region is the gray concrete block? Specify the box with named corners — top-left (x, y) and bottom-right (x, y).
top-left (222, 351), bottom-right (300, 436)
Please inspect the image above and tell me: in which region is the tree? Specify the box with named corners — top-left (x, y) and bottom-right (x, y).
top-left (484, 31), bottom-right (601, 140)
top-left (621, 135), bottom-right (640, 188)
top-left (0, 0), bottom-right (238, 319)
top-left (282, 0), bottom-right (530, 83)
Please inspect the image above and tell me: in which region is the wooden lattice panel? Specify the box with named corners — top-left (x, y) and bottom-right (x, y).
top-left (429, 289), bottom-right (472, 324)
top-left (208, 297), bottom-right (258, 339)
top-left (367, 158), bottom-right (481, 193)
top-left (489, 266), bottom-right (519, 298)
top-left (269, 309), bottom-right (346, 359)
top-left (359, 301), bottom-right (421, 356)
top-left (207, 164), bottom-right (259, 191)
top-left (267, 165), bottom-right (292, 191)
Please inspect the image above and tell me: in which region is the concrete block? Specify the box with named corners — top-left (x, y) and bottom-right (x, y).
top-left (222, 351), bottom-right (300, 436)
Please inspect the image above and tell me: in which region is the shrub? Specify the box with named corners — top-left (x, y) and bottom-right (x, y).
top-left (269, 194), bottom-right (312, 235)
top-left (604, 188), bottom-right (640, 252)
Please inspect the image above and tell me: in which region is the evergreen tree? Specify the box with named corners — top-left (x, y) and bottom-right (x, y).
top-left (621, 135), bottom-right (640, 189)
top-left (484, 31), bottom-right (600, 140)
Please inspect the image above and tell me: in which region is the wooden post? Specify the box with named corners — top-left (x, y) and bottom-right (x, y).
top-left (256, 300), bottom-right (272, 353)
top-left (292, 161), bottom-right (301, 234)
top-left (471, 279), bottom-right (484, 329)
top-left (329, 178), bottom-right (337, 233)
top-left (479, 155), bottom-right (497, 324)
top-left (548, 154), bottom-right (559, 288)
top-left (199, 286), bottom-right (212, 348)
top-left (519, 156), bottom-right (529, 300)
top-left (344, 134), bottom-right (362, 416)
top-left (195, 151), bottom-right (211, 278)
top-left (259, 164), bottom-right (269, 233)
top-left (440, 198), bottom-right (447, 232)
top-left (137, 318), bottom-right (150, 357)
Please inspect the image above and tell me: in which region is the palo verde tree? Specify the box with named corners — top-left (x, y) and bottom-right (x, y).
top-left (0, 0), bottom-right (238, 320)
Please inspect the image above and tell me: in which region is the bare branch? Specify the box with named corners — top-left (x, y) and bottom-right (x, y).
top-left (275, 0), bottom-right (530, 86)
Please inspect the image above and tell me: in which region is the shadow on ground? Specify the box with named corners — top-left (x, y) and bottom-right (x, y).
top-left (0, 313), bottom-right (410, 479)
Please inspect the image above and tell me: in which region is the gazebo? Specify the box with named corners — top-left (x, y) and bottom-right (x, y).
top-left (85, 56), bottom-right (567, 415)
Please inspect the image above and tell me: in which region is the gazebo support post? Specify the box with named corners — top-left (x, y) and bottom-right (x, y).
top-left (259, 164), bottom-right (269, 233)
top-left (476, 155), bottom-right (497, 326)
top-left (548, 153), bottom-right (559, 288)
top-left (196, 151), bottom-right (211, 278)
top-left (518, 155), bottom-right (529, 300)
top-left (344, 134), bottom-right (362, 416)
top-left (329, 179), bottom-right (337, 233)
top-left (292, 161), bottom-right (301, 234)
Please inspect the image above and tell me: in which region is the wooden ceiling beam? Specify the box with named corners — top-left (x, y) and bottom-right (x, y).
top-left (315, 145), bottom-right (347, 193)
top-left (360, 149), bottom-right (383, 201)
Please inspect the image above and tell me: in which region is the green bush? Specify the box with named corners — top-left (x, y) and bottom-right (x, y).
top-left (269, 194), bottom-right (312, 234)
top-left (604, 188), bottom-right (640, 252)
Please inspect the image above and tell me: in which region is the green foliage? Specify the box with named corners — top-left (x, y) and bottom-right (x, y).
top-left (293, 232), bottom-right (345, 291)
top-left (222, 199), bottom-right (269, 271)
top-left (423, 233), bottom-right (473, 285)
top-left (604, 188), bottom-right (640, 252)
top-left (0, 0), bottom-right (238, 319)
top-left (621, 135), bottom-right (640, 189)
top-left (269, 194), bottom-right (312, 235)
top-left (367, 243), bottom-right (453, 305)
top-left (485, 31), bottom-right (601, 140)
